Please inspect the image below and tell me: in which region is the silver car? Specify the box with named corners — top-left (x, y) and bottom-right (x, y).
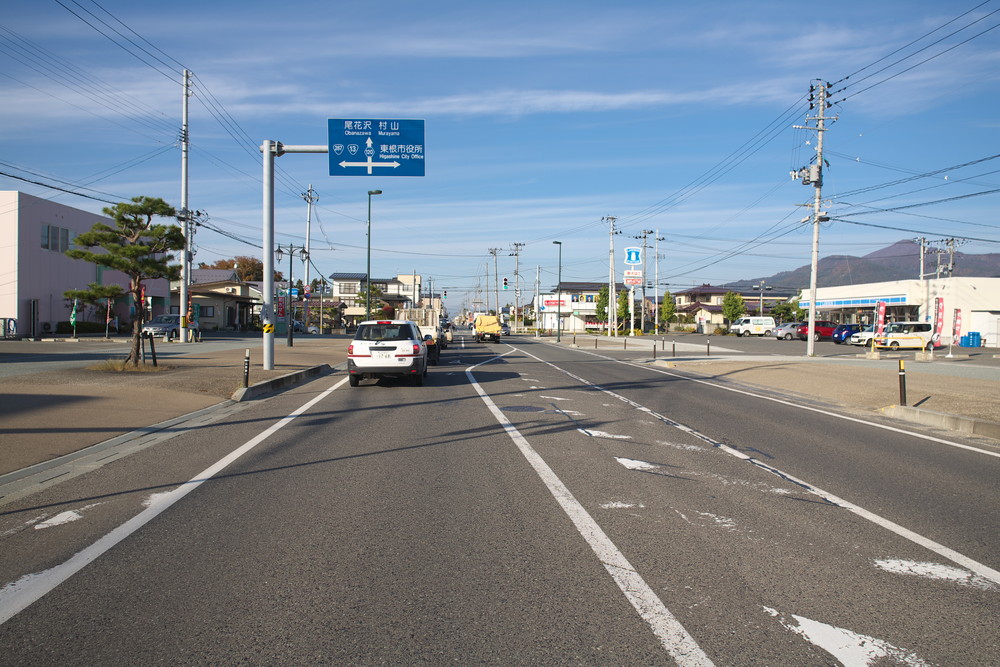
top-left (772, 322), bottom-right (802, 341)
top-left (141, 314), bottom-right (199, 340)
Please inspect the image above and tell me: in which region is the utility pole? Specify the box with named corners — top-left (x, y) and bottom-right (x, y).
top-left (535, 265), bottom-right (540, 336)
top-left (484, 259), bottom-right (491, 314)
top-left (792, 80), bottom-right (835, 356)
top-left (604, 216), bottom-right (620, 336)
top-left (510, 242), bottom-right (524, 333)
top-left (489, 248), bottom-right (501, 317)
top-left (634, 229), bottom-right (654, 333)
top-left (179, 68), bottom-right (191, 343)
top-left (301, 184), bottom-right (318, 328)
top-left (654, 230), bottom-right (665, 333)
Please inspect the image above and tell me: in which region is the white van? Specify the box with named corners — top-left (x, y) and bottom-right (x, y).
top-left (874, 321), bottom-right (935, 350)
top-left (731, 316), bottom-right (776, 337)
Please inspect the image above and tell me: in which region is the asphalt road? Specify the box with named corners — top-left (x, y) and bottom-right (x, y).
top-left (0, 336), bottom-right (997, 665)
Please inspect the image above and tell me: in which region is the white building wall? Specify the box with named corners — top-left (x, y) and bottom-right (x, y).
top-left (800, 277), bottom-right (1000, 346)
top-left (1, 191), bottom-right (169, 337)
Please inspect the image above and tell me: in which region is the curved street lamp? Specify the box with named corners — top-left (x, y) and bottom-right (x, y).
top-left (366, 189), bottom-right (382, 320)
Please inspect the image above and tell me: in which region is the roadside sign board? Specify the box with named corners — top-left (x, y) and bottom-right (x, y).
top-left (624, 276), bottom-right (643, 285)
top-left (328, 119), bottom-right (425, 176)
top-left (624, 247), bottom-right (642, 265)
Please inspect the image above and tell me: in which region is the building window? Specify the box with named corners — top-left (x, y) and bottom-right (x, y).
top-left (200, 306), bottom-right (215, 318)
top-left (41, 224), bottom-right (71, 252)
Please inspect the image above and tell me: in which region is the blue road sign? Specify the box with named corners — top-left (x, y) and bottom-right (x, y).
top-left (328, 119), bottom-right (425, 177)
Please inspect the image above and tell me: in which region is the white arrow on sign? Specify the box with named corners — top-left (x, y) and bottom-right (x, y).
top-left (338, 157), bottom-right (401, 174)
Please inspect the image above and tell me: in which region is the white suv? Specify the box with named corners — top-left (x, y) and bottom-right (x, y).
top-left (347, 320), bottom-right (428, 386)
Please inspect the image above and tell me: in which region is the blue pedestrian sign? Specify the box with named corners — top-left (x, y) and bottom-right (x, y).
top-left (624, 247), bottom-right (642, 265)
top-left (328, 119), bottom-right (425, 177)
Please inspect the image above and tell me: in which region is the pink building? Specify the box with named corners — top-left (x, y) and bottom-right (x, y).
top-left (0, 191), bottom-right (170, 338)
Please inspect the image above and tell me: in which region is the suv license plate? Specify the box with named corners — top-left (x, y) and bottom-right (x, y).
top-left (373, 351), bottom-right (392, 360)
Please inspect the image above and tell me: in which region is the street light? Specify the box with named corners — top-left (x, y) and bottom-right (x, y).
top-left (553, 241), bottom-right (562, 343)
top-left (275, 244), bottom-right (308, 347)
top-left (366, 189), bottom-right (382, 320)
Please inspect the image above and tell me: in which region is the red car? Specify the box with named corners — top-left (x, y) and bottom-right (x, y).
top-left (796, 320), bottom-right (838, 341)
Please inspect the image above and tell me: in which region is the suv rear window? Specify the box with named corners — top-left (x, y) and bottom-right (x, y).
top-left (355, 324), bottom-right (414, 341)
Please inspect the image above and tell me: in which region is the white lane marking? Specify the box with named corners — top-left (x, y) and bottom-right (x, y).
top-left (599, 349), bottom-right (1000, 460)
top-left (601, 501), bottom-right (645, 509)
top-left (467, 354), bottom-right (714, 667)
top-left (764, 606), bottom-right (929, 666)
top-left (34, 511), bottom-right (81, 529)
top-left (873, 559), bottom-right (1000, 591)
top-left (33, 504), bottom-right (104, 530)
top-left (538, 395), bottom-right (570, 401)
top-left (616, 457), bottom-right (659, 471)
top-left (516, 346), bottom-right (1000, 586)
top-left (581, 429), bottom-right (632, 440)
top-left (0, 376), bottom-right (350, 626)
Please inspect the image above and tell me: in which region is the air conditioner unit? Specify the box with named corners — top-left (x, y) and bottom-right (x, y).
top-left (41, 321), bottom-right (52, 332)
top-left (225, 287), bottom-right (237, 293)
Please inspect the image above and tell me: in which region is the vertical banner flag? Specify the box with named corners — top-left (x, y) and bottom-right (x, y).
top-left (70, 298), bottom-right (78, 327)
top-left (875, 301), bottom-right (887, 337)
top-left (932, 297), bottom-right (944, 346)
top-left (952, 308), bottom-right (962, 341)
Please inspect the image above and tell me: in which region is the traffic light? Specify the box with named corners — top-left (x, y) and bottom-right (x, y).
top-left (443, 290), bottom-right (447, 298)
top-left (503, 277), bottom-right (509, 290)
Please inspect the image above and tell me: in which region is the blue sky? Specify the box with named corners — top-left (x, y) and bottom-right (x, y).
top-left (3, 0), bottom-right (999, 311)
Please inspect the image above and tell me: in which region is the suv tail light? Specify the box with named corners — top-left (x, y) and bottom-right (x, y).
top-left (412, 344), bottom-right (421, 355)
top-left (348, 344), bottom-right (354, 354)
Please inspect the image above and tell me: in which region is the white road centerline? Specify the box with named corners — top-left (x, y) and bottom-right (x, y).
top-left (467, 351), bottom-right (714, 667)
top-left (0, 376), bottom-right (350, 626)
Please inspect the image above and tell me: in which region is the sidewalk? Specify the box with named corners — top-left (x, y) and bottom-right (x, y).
top-left (0, 336), bottom-right (347, 476)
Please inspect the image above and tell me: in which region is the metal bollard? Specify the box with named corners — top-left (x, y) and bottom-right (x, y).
top-left (898, 359), bottom-right (907, 406)
top-left (707, 339), bottom-right (711, 356)
top-left (595, 336), bottom-right (598, 349)
top-left (624, 338), bottom-right (627, 350)
top-left (673, 341), bottom-right (676, 357)
top-left (243, 348), bottom-right (251, 388)
top-left (653, 345), bottom-right (656, 360)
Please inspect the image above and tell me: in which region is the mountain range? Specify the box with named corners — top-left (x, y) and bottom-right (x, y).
top-left (729, 240), bottom-right (1000, 294)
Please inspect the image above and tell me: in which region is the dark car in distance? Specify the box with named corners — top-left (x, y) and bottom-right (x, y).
top-left (831, 323), bottom-right (861, 344)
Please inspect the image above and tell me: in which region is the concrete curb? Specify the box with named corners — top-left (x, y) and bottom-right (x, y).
top-left (230, 364), bottom-right (332, 402)
top-left (880, 405), bottom-right (1000, 440)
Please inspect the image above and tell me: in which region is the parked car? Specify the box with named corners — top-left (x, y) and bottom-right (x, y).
top-left (831, 323), bottom-right (861, 344)
top-left (850, 325), bottom-right (876, 346)
top-left (796, 320), bottom-right (838, 341)
top-left (141, 314), bottom-right (199, 340)
top-left (730, 316), bottom-right (776, 337)
top-left (347, 320), bottom-right (428, 386)
top-left (874, 321), bottom-right (936, 350)
top-left (500, 323), bottom-right (511, 336)
top-left (772, 322), bottom-right (803, 341)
